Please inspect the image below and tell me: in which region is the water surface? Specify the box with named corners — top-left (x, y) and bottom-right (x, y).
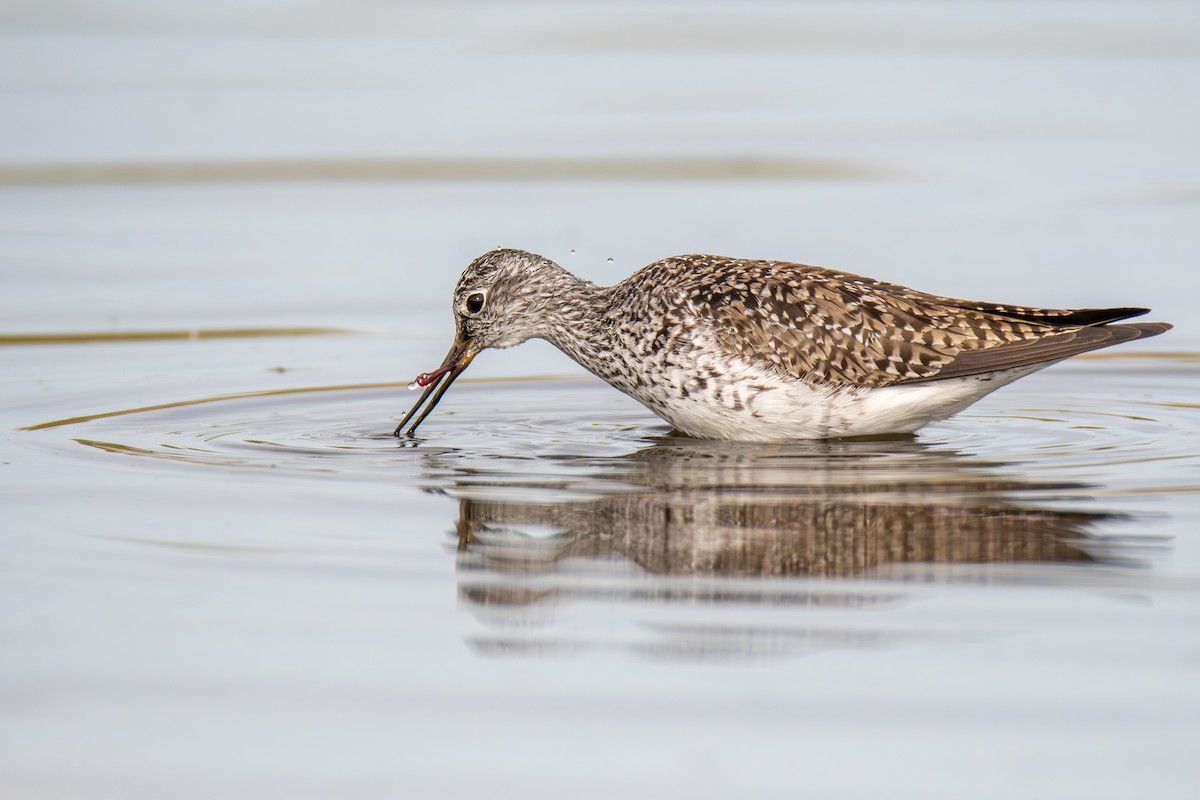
top-left (2, 2), bottom-right (1199, 798)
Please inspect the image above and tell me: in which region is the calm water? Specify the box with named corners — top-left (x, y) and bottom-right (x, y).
top-left (3, 2), bottom-right (1200, 799)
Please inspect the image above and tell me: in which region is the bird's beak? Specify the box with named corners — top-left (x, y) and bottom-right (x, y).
top-left (393, 337), bottom-right (480, 437)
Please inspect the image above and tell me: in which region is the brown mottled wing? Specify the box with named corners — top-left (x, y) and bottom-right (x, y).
top-left (692, 256), bottom-right (1162, 389)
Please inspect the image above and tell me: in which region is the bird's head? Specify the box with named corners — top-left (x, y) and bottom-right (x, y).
top-left (393, 248), bottom-right (567, 436)
top-left (450, 248), bottom-right (564, 351)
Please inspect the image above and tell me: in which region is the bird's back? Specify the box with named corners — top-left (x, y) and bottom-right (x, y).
top-left (610, 254), bottom-right (1170, 391)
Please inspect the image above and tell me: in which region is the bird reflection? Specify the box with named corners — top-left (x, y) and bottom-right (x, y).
top-left (437, 437), bottom-right (1116, 607)
top-left (416, 436), bottom-right (1145, 659)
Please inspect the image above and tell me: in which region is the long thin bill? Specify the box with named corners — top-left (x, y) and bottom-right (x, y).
top-left (392, 375), bottom-right (444, 436)
top-left (398, 363), bottom-right (468, 436)
top-left (393, 343), bottom-right (473, 437)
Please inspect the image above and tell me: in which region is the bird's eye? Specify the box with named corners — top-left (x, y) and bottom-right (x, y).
top-left (465, 292), bottom-right (485, 314)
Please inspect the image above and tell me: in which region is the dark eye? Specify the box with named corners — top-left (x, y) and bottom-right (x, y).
top-left (465, 292), bottom-right (485, 314)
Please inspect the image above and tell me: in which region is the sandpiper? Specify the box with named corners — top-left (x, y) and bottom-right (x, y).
top-left (395, 249), bottom-right (1170, 441)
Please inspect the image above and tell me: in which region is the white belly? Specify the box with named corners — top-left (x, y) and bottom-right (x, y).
top-left (636, 364), bottom-right (1047, 441)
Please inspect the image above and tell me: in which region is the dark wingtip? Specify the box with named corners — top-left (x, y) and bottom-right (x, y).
top-left (1056, 307), bottom-right (1150, 326)
top-left (973, 305), bottom-right (1151, 327)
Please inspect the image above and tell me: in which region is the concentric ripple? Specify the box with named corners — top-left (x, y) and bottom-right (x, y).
top-left (40, 378), bottom-right (665, 481)
top-left (25, 363), bottom-right (1199, 499)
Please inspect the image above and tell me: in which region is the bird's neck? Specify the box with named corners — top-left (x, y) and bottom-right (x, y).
top-left (532, 269), bottom-right (622, 377)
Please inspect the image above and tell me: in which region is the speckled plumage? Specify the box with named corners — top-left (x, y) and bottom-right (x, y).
top-left (395, 249), bottom-right (1171, 440)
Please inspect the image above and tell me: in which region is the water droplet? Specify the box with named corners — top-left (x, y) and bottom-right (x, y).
top-left (407, 380), bottom-right (421, 391)
top-left (606, 257), bottom-right (614, 263)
